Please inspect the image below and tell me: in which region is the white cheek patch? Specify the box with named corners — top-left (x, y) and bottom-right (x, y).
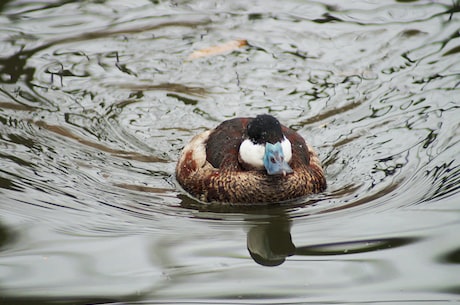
top-left (240, 137), bottom-right (293, 168)
top-left (239, 139), bottom-right (265, 169)
top-left (281, 137), bottom-right (292, 162)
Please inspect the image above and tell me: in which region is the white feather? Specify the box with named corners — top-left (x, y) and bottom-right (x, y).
top-left (239, 139), bottom-right (265, 168)
top-left (180, 130), bottom-right (210, 168)
top-left (239, 137), bottom-right (292, 168)
top-left (281, 137), bottom-right (292, 162)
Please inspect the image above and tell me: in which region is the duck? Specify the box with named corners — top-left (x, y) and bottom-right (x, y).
top-left (176, 114), bottom-right (326, 204)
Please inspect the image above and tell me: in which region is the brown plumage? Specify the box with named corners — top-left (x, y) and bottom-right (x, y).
top-left (176, 115), bottom-right (326, 204)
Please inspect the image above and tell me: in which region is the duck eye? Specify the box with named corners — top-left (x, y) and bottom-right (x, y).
top-left (270, 157), bottom-right (276, 163)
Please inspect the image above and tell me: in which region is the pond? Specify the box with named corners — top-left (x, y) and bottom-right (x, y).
top-left (0, 0), bottom-right (459, 304)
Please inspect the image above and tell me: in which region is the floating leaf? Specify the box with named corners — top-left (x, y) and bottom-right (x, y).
top-left (188, 39), bottom-right (248, 59)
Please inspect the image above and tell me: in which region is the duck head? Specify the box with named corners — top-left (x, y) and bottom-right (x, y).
top-left (239, 114), bottom-right (293, 176)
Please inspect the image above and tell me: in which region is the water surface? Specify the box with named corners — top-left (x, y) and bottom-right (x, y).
top-left (0, 0), bottom-right (459, 304)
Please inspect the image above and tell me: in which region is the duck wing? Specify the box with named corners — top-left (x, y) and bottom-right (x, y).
top-left (206, 117), bottom-right (252, 168)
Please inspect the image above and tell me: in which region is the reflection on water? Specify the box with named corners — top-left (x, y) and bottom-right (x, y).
top-left (247, 215), bottom-right (295, 266)
top-left (247, 215), bottom-right (418, 267)
top-left (0, 0), bottom-right (459, 303)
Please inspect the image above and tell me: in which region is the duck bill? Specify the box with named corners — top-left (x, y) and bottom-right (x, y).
top-left (263, 142), bottom-right (294, 176)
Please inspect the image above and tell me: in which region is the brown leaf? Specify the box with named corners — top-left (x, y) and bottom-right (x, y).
top-left (188, 39), bottom-right (248, 59)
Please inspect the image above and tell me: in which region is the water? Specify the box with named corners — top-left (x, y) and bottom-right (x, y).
top-left (0, 0), bottom-right (459, 304)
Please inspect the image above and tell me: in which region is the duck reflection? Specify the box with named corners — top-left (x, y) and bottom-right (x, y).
top-left (246, 215), bottom-right (294, 266)
top-left (246, 213), bottom-right (418, 266)
top-left (179, 196), bottom-right (417, 267)
top-left (0, 220), bottom-right (18, 251)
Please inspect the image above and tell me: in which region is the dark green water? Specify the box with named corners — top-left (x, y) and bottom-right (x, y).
top-left (0, 0), bottom-right (459, 304)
